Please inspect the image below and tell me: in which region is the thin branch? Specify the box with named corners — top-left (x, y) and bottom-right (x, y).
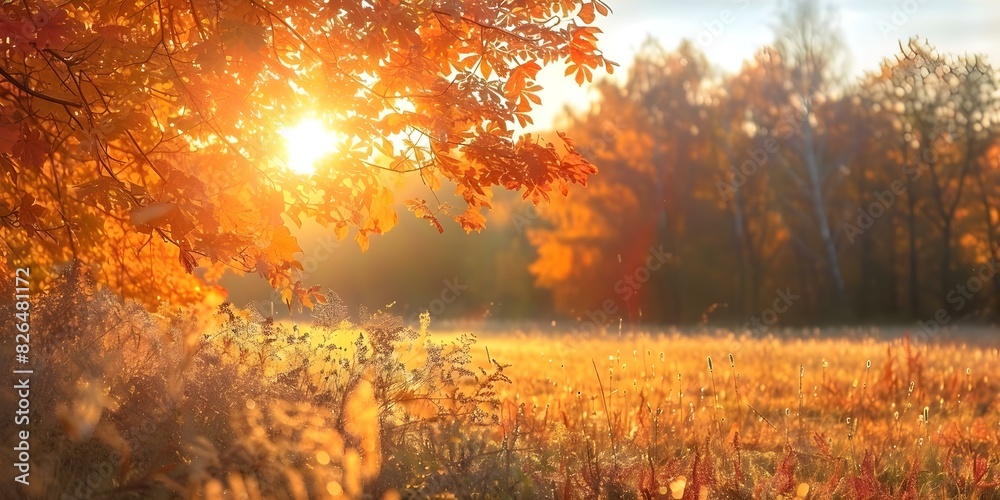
top-left (0, 65), bottom-right (82, 108)
top-left (430, 10), bottom-right (531, 43)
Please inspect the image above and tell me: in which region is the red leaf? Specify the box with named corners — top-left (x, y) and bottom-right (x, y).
top-left (13, 128), bottom-right (47, 168)
top-left (0, 122), bottom-right (18, 155)
top-left (18, 193), bottom-right (46, 236)
top-left (178, 240), bottom-right (197, 273)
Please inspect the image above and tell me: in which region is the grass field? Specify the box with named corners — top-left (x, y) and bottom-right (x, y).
top-left (4, 287), bottom-right (1000, 499)
top-left (456, 327), bottom-right (1000, 498)
top-left (197, 313), bottom-right (1000, 498)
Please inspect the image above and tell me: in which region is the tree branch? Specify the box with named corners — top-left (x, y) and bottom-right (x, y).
top-left (0, 65), bottom-right (82, 108)
top-left (431, 10), bottom-right (532, 42)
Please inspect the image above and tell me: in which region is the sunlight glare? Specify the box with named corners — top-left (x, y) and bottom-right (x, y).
top-left (279, 117), bottom-right (338, 175)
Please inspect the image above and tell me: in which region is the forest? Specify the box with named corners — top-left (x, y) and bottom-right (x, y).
top-left (224, 30), bottom-right (1000, 330)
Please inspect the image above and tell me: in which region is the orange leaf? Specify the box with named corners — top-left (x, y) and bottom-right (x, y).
top-left (578, 2), bottom-right (596, 24)
top-left (262, 226), bottom-right (302, 263)
top-left (455, 208), bottom-right (487, 233)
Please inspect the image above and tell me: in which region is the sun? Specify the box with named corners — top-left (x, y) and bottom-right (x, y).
top-left (279, 117), bottom-right (338, 175)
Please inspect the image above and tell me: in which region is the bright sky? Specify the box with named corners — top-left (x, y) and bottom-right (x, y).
top-left (528, 0), bottom-right (1000, 130)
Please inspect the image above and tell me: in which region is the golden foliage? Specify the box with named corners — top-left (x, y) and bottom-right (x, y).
top-left (0, 0), bottom-right (613, 306)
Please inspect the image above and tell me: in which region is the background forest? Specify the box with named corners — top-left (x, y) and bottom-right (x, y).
top-left (226, 6), bottom-right (1000, 329)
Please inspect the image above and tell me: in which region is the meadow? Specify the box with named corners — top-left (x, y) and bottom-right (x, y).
top-left (467, 327), bottom-right (1000, 498)
top-left (3, 276), bottom-right (999, 499)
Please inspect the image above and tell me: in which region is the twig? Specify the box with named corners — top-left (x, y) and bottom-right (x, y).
top-left (0, 65), bottom-right (82, 108)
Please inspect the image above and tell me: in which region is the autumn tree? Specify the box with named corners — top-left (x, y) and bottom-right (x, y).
top-left (0, 0), bottom-right (613, 306)
top-left (530, 40), bottom-right (733, 323)
top-left (531, 25), bottom-right (1000, 325)
top-left (871, 40), bottom-right (1000, 306)
top-left (975, 142), bottom-right (1000, 301)
top-left (527, 77), bottom-right (658, 317)
top-left (768, 0), bottom-right (852, 307)
top-left (922, 51), bottom-right (998, 300)
top-left (710, 50), bottom-right (793, 317)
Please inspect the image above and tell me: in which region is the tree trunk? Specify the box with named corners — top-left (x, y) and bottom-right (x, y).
top-left (907, 191), bottom-right (920, 317)
top-left (903, 142), bottom-right (920, 318)
top-left (802, 117), bottom-right (846, 304)
top-left (940, 219), bottom-right (952, 305)
top-left (976, 170), bottom-right (1000, 315)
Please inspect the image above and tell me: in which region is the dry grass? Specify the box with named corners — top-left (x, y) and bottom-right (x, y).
top-left (461, 328), bottom-right (1000, 498)
top-left (1, 272), bottom-right (998, 499)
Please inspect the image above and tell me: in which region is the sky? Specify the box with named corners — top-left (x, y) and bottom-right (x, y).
top-left (527, 0), bottom-right (1000, 130)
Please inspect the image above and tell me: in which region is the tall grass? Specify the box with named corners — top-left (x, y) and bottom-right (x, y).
top-left (1, 269), bottom-right (998, 498)
top-left (0, 269), bottom-right (518, 499)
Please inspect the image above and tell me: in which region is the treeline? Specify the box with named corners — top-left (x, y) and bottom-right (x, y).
top-left (226, 5), bottom-right (1000, 329)
top-left (527, 12), bottom-right (1000, 326)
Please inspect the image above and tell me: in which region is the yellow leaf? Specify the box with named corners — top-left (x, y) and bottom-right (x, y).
top-left (262, 226), bottom-right (302, 263)
top-left (355, 231), bottom-right (370, 252)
